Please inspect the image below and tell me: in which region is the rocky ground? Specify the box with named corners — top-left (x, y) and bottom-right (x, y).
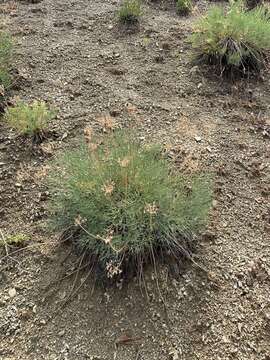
top-left (0, 0), bottom-right (270, 359)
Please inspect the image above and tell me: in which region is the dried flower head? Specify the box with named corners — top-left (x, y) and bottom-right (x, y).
top-left (99, 115), bottom-right (118, 131)
top-left (104, 229), bottom-right (114, 244)
top-left (106, 260), bottom-right (122, 278)
top-left (102, 181), bottom-right (115, 196)
top-left (84, 126), bottom-right (93, 143)
top-left (144, 202), bottom-right (159, 215)
top-left (118, 156), bottom-right (130, 168)
top-left (74, 214), bottom-right (87, 226)
top-left (88, 142), bottom-right (99, 152)
top-left (0, 85), bottom-right (5, 96)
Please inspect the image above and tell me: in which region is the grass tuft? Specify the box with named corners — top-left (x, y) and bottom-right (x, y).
top-left (191, 1), bottom-right (270, 76)
top-left (4, 100), bottom-right (55, 141)
top-left (118, 0), bottom-right (142, 24)
top-left (0, 31), bottom-right (12, 89)
top-left (176, 0), bottom-right (192, 15)
top-left (48, 130), bottom-right (212, 281)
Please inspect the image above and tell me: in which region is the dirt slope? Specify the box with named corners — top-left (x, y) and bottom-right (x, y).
top-left (0, 0), bottom-right (270, 359)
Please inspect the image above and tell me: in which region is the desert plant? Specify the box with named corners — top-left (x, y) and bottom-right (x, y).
top-left (176, 0), bottom-right (192, 15)
top-left (0, 31), bottom-right (12, 89)
top-left (191, 1), bottom-right (270, 75)
top-left (4, 100), bottom-right (54, 140)
top-left (118, 0), bottom-right (142, 24)
top-left (48, 129), bottom-right (212, 280)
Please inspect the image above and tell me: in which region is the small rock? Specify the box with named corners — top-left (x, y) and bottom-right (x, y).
top-left (8, 288), bottom-right (17, 298)
top-left (189, 65), bottom-right (199, 75)
top-left (169, 349), bottom-right (179, 360)
top-left (194, 136), bottom-right (202, 142)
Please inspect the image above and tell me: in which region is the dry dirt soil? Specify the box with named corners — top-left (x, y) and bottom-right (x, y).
top-left (0, 0), bottom-right (270, 359)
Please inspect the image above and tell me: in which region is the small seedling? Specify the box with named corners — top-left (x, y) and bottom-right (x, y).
top-left (118, 0), bottom-right (142, 24)
top-left (176, 0), bottom-right (192, 15)
top-left (4, 100), bottom-right (55, 141)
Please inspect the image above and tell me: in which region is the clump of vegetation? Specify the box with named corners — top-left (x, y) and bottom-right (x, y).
top-left (0, 31), bottom-right (12, 89)
top-left (118, 0), bottom-right (142, 24)
top-left (48, 129), bottom-right (212, 281)
top-left (191, 1), bottom-right (270, 75)
top-left (246, 0), bottom-right (263, 10)
top-left (0, 233), bottom-right (29, 247)
top-left (176, 0), bottom-right (192, 15)
top-left (4, 100), bottom-right (54, 141)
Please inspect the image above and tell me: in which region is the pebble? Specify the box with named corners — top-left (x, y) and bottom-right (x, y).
top-left (58, 330), bottom-right (65, 337)
top-left (8, 288), bottom-right (17, 298)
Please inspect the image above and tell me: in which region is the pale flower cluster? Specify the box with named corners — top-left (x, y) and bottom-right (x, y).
top-left (144, 202), bottom-right (159, 215)
top-left (84, 126), bottom-right (99, 151)
top-left (102, 181), bottom-right (115, 196)
top-left (117, 156), bottom-right (130, 168)
top-left (105, 260), bottom-right (122, 278)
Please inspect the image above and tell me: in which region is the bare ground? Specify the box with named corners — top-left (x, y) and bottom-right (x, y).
top-left (0, 0), bottom-right (270, 359)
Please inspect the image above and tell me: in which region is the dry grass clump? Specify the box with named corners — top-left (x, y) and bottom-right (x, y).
top-left (48, 129), bottom-right (212, 281)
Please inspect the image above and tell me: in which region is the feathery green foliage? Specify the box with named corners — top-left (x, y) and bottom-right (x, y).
top-left (191, 1), bottom-right (270, 75)
top-left (0, 31), bottom-right (12, 89)
top-left (176, 0), bottom-right (192, 15)
top-left (118, 0), bottom-right (142, 24)
top-left (48, 130), bottom-right (212, 279)
top-left (4, 100), bottom-right (54, 137)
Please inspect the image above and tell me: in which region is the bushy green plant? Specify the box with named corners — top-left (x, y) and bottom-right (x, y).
top-left (48, 130), bottom-right (212, 280)
top-left (118, 0), bottom-right (142, 24)
top-left (191, 1), bottom-right (270, 75)
top-left (4, 100), bottom-right (54, 139)
top-left (0, 31), bottom-right (12, 89)
top-left (176, 0), bottom-right (192, 15)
